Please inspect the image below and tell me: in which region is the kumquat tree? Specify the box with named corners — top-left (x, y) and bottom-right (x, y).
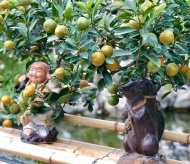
top-left (0, 0), bottom-right (190, 126)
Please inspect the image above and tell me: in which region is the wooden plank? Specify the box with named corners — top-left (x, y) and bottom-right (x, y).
top-left (0, 119), bottom-right (190, 164)
top-left (0, 127), bottom-right (120, 164)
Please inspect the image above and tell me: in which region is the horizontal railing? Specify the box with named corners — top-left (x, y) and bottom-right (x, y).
top-left (63, 114), bottom-right (190, 145)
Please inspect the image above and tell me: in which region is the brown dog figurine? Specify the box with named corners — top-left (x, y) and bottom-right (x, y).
top-left (118, 79), bottom-right (165, 163)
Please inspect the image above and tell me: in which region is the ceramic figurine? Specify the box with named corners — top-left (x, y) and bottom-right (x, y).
top-left (16, 61), bottom-right (61, 144)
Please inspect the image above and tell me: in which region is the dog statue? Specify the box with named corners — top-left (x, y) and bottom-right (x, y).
top-left (118, 79), bottom-right (165, 164)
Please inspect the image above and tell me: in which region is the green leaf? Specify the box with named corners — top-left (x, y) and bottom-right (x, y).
top-left (7, 50), bottom-right (15, 58)
top-left (144, 54), bottom-right (160, 66)
top-left (11, 23), bottom-right (28, 37)
top-left (93, 0), bottom-right (103, 14)
top-left (79, 86), bottom-right (97, 93)
top-left (161, 91), bottom-right (171, 99)
top-left (10, 114), bottom-right (17, 124)
top-left (29, 36), bottom-right (43, 43)
top-left (154, 3), bottom-right (166, 15)
top-left (47, 36), bottom-right (59, 43)
top-left (29, 19), bottom-right (38, 33)
top-left (102, 70), bottom-right (112, 87)
top-left (79, 38), bottom-right (93, 48)
top-left (64, 0), bottom-right (73, 20)
top-left (105, 57), bottom-right (114, 64)
top-left (66, 0), bottom-right (73, 9)
top-left (88, 103), bottom-right (93, 112)
top-left (86, 0), bottom-right (93, 11)
top-left (177, 43), bottom-right (188, 53)
top-left (46, 92), bottom-right (60, 103)
top-left (64, 7), bottom-right (73, 20)
top-left (32, 106), bottom-right (50, 114)
top-left (76, 2), bottom-right (87, 11)
top-left (51, 110), bottom-right (64, 120)
top-left (112, 50), bottom-right (131, 57)
top-left (16, 110), bottom-right (22, 125)
top-left (71, 72), bottom-right (80, 85)
top-left (59, 87), bottom-right (70, 96)
top-left (140, 29), bottom-right (161, 52)
top-left (97, 78), bottom-right (106, 92)
top-left (114, 27), bottom-right (136, 35)
top-left (0, 109), bottom-right (9, 115)
top-left (56, 94), bottom-right (72, 103)
top-left (80, 52), bottom-right (88, 59)
top-left (169, 53), bottom-right (183, 64)
top-left (126, 0), bottom-right (138, 11)
top-left (52, 2), bottom-right (59, 17)
top-left (69, 92), bottom-right (82, 102)
top-left (3, 105), bottom-right (10, 113)
top-left (179, 72), bottom-right (189, 85)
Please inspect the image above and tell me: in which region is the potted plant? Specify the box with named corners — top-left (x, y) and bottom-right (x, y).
top-left (0, 0), bottom-right (190, 162)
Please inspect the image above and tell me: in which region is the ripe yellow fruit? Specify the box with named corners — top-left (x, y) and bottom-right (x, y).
top-left (179, 64), bottom-right (188, 73)
top-left (21, 0), bottom-right (31, 6)
top-left (82, 73), bottom-right (86, 79)
top-left (100, 45), bottom-right (113, 57)
top-left (158, 56), bottom-right (164, 66)
top-left (10, 104), bottom-right (20, 114)
top-left (30, 45), bottom-right (40, 53)
top-left (185, 68), bottom-right (190, 79)
top-left (43, 19), bottom-right (57, 33)
top-left (0, 15), bottom-right (3, 22)
top-left (140, 0), bottom-right (152, 12)
top-left (0, 0), bottom-right (9, 9)
top-left (128, 16), bottom-right (143, 30)
top-left (4, 40), bottom-right (15, 50)
top-left (79, 46), bottom-right (86, 53)
top-left (23, 85), bottom-right (35, 97)
top-left (69, 86), bottom-right (76, 92)
top-left (166, 63), bottom-right (179, 76)
top-left (0, 9), bottom-right (8, 15)
top-left (112, 1), bottom-right (124, 8)
top-left (105, 59), bottom-right (119, 71)
top-left (159, 30), bottom-right (174, 45)
top-left (55, 25), bottom-right (68, 39)
top-left (1, 95), bottom-right (11, 105)
top-left (17, 6), bottom-right (25, 13)
top-left (79, 80), bottom-right (88, 88)
top-left (2, 119), bottom-right (13, 127)
top-left (120, 23), bottom-right (129, 27)
top-left (55, 68), bottom-right (65, 78)
top-left (129, 19), bottom-right (140, 30)
top-left (91, 52), bottom-right (105, 66)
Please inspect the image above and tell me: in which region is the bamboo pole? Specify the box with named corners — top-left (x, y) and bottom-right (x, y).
top-left (0, 127), bottom-right (190, 164)
top-left (0, 133), bottom-right (117, 164)
top-left (63, 114), bottom-right (190, 145)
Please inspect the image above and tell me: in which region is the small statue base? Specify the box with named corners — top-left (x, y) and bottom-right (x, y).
top-left (117, 153), bottom-right (166, 164)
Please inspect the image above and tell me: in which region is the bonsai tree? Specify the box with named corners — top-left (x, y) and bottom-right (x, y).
top-left (0, 0), bottom-right (190, 125)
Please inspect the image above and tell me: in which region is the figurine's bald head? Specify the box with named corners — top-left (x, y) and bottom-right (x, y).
top-left (27, 61), bottom-right (51, 84)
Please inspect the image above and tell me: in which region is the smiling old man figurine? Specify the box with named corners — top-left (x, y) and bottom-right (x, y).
top-left (16, 61), bottom-right (61, 144)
